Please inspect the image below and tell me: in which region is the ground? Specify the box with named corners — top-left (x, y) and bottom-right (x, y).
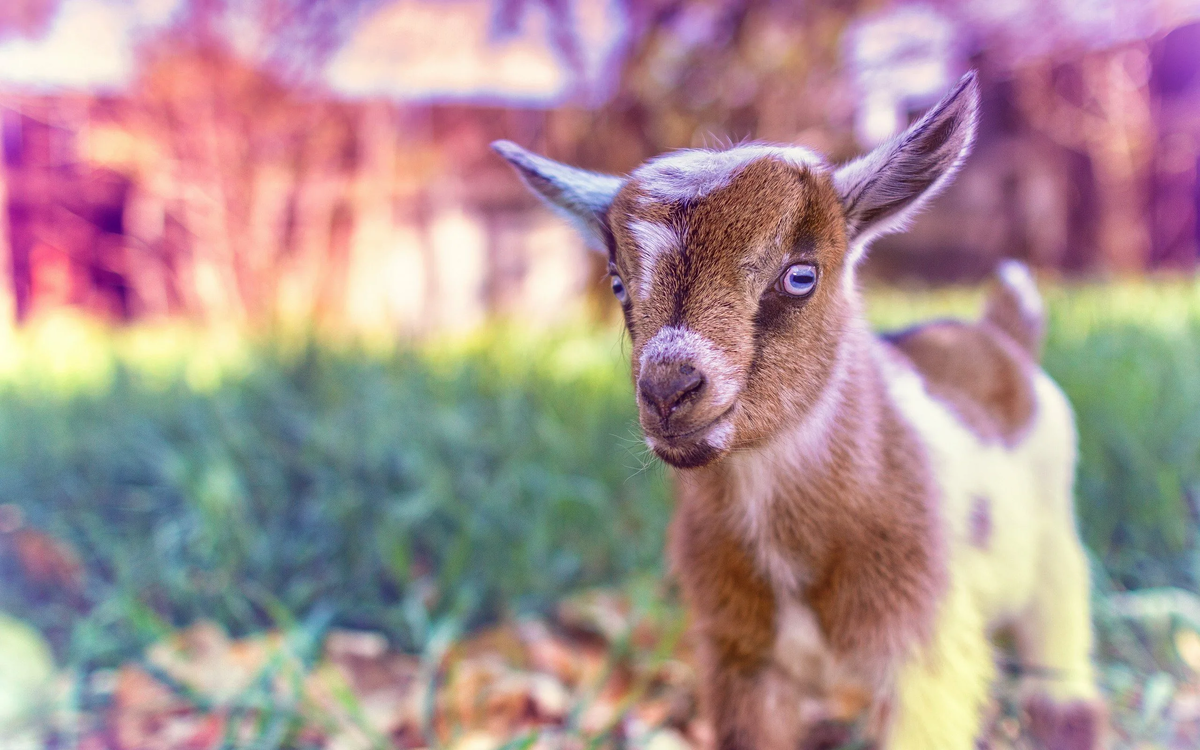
top-left (1, 278), bottom-right (1200, 749)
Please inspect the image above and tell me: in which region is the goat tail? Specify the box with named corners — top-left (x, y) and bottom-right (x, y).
top-left (984, 260), bottom-right (1046, 361)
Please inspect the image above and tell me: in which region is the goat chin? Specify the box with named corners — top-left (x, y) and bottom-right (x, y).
top-left (648, 439), bottom-right (723, 470)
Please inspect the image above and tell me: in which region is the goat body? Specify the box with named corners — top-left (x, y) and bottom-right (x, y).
top-left (495, 73), bottom-right (1102, 749)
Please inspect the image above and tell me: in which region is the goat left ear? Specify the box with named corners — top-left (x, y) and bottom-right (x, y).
top-left (834, 71), bottom-right (980, 255)
top-left (492, 140), bottom-right (625, 251)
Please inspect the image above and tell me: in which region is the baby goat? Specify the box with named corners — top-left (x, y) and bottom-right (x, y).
top-left (494, 72), bottom-right (1101, 749)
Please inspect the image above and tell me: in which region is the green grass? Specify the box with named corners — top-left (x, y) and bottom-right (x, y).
top-left (0, 317), bottom-right (667, 669)
top-left (2, 277), bottom-right (1200, 678)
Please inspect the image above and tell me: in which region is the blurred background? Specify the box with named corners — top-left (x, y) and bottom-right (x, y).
top-left (0, 1), bottom-right (1199, 749)
top-left (0, 0), bottom-right (1197, 329)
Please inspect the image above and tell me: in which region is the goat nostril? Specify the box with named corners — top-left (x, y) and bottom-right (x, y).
top-left (639, 370), bottom-right (706, 419)
top-left (679, 371), bottom-right (704, 399)
top-left (679, 364), bottom-right (694, 375)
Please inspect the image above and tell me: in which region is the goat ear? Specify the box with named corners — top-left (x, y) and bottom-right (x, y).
top-left (492, 140), bottom-right (625, 251)
top-left (833, 71), bottom-right (979, 257)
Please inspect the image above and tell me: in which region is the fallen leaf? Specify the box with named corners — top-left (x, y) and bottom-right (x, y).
top-left (109, 665), bottom-right (189, 750)
top-left (9, 527), bottom-right (84, 594)
top-left (517, 619), bottom-right (606, 688)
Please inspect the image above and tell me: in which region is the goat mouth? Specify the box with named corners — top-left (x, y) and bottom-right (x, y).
top-left (654, 440), bottom-right (722, 469)
top-left (645, 407), bottom-right (735, 471)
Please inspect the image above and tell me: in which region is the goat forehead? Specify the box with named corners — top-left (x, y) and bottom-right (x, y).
top-left (610, 152), bottom-right (846, 329)
top-left (614, 157), bottom-right (817, 300)
top-left (631, 145), bottom-right (826, 203)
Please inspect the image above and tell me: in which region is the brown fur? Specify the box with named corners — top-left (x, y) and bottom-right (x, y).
top-left (492, 75), bottom-right (1099, 746)
top-left (611, 158), bottom-right (852, 456)
top-left (668, 491), bottom-right (776, 675)
top-left (1024, 696), bottom-right (1105, 750)
top-left (985, 274), bottom-right (1046, 358)
top-left (667, 486), bottom-right (776, 750)
top-left (668, 321), bottom-right (945, 747)
top-left (606, 157), bottom-right (1078, 747)
top-left (884, 320), bottom-right (1037, 446)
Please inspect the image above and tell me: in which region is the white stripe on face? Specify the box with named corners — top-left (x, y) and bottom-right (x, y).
top-left (627, 220), bottom-right (680, 299)
top-left (639, 326), bottom-right (740, 409)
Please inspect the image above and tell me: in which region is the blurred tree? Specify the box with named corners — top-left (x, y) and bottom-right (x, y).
top-left (1011, 51), bottom-right (1155, 273)
top-left (494, 0), bottom-right (586, 88)
top-left (0, 0), bottom-right (64, 322)
top-left (120, 0), bottom-right (400, 324)
top-left (540, 0), bottom-right (877, 174)
top-left (4, 0), bottom-right (1191, 328)
top-left (0, 0), bottom-right (61, 41)
top-left (227, 0), bottom-right (390, 81)
top-left (140, 0), bottom-right (394, 83)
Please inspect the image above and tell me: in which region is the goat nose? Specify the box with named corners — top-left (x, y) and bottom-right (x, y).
top-left (638, 364), bottom-right (705, 419)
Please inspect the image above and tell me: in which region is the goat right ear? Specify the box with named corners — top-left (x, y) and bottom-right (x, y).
top-left (492, 140), bottom-right (625, 251)
top-left (833, 71), bottom-right (979, 259)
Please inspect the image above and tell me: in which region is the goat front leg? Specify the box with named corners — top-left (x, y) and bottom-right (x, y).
top-left (698, 630), bottom-right (856, 750)
top-left (682, 552), bottom-right (783, 748)
top-left (700, 649), bottom-right (774, 750)
top-left (671, 502), bottom-right (786, 749)
top-left (672, 504), bottom-right (850, 750)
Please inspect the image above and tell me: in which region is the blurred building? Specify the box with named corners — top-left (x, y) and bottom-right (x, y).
top-left (0, 0), bottom-right (624, 330)
top-left (1151, 21), bottom-right (1200, 268)
top-left (853, 1), bottom-right (1200, 280)
top-left (0, 0), bottom-right (1198, 330)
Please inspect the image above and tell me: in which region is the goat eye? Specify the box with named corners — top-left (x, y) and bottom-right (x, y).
top-left (611, 275), bottom-right (629, 304)
top-left (779, 263), bottom-right (818, 297)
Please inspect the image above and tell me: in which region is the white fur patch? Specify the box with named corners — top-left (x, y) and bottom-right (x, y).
top-left (770, 600), bottom-right (875, 715)
top-left (726, 333), bottom-right (853, 594)
top-left (627, 220), bottom-right (680, 297)
top-left (643, 416), bottom-right (735, 456)
top-left (772, 600), bottom-right (830, 682)
top-left (873, 342), bottom-right (1077, 627)
top-left (842, 255), bottom-right (863, 297)
top-left (639, 326), bottom-right (740, 408)
top-left (633, 145), bottom-right (825, 203)
top-left (705, 418), bottom-right (736, 451)
top-left (996, 260), bottom-right (1044, 321)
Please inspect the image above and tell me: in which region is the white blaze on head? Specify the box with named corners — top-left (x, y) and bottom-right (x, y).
top-left (626, 220), bottom-right (680, 298)
top-left (639, 326), bottom-right (741, 408)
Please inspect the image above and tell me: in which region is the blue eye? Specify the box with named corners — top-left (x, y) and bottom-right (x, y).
top-left (780, 263), bottom-right (818, 297)
top-left (611, 275), bottom-right (629, 304)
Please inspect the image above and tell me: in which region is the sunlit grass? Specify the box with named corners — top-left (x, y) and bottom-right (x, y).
top-left (1045, 276), bottom-right (1200, 336)
top-left (864, 283), bottom-right (984, 329)
top-left (0, 314), bottom-right (254, 394)
top-left (865, 274), bottom-right (1200, 335)
top-left (0, 277), bottom-right (1198, 748)
top-left (9, 274), bottom-right (1196, 395)
top-left (0, 276), bottom-right (1198, 677)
